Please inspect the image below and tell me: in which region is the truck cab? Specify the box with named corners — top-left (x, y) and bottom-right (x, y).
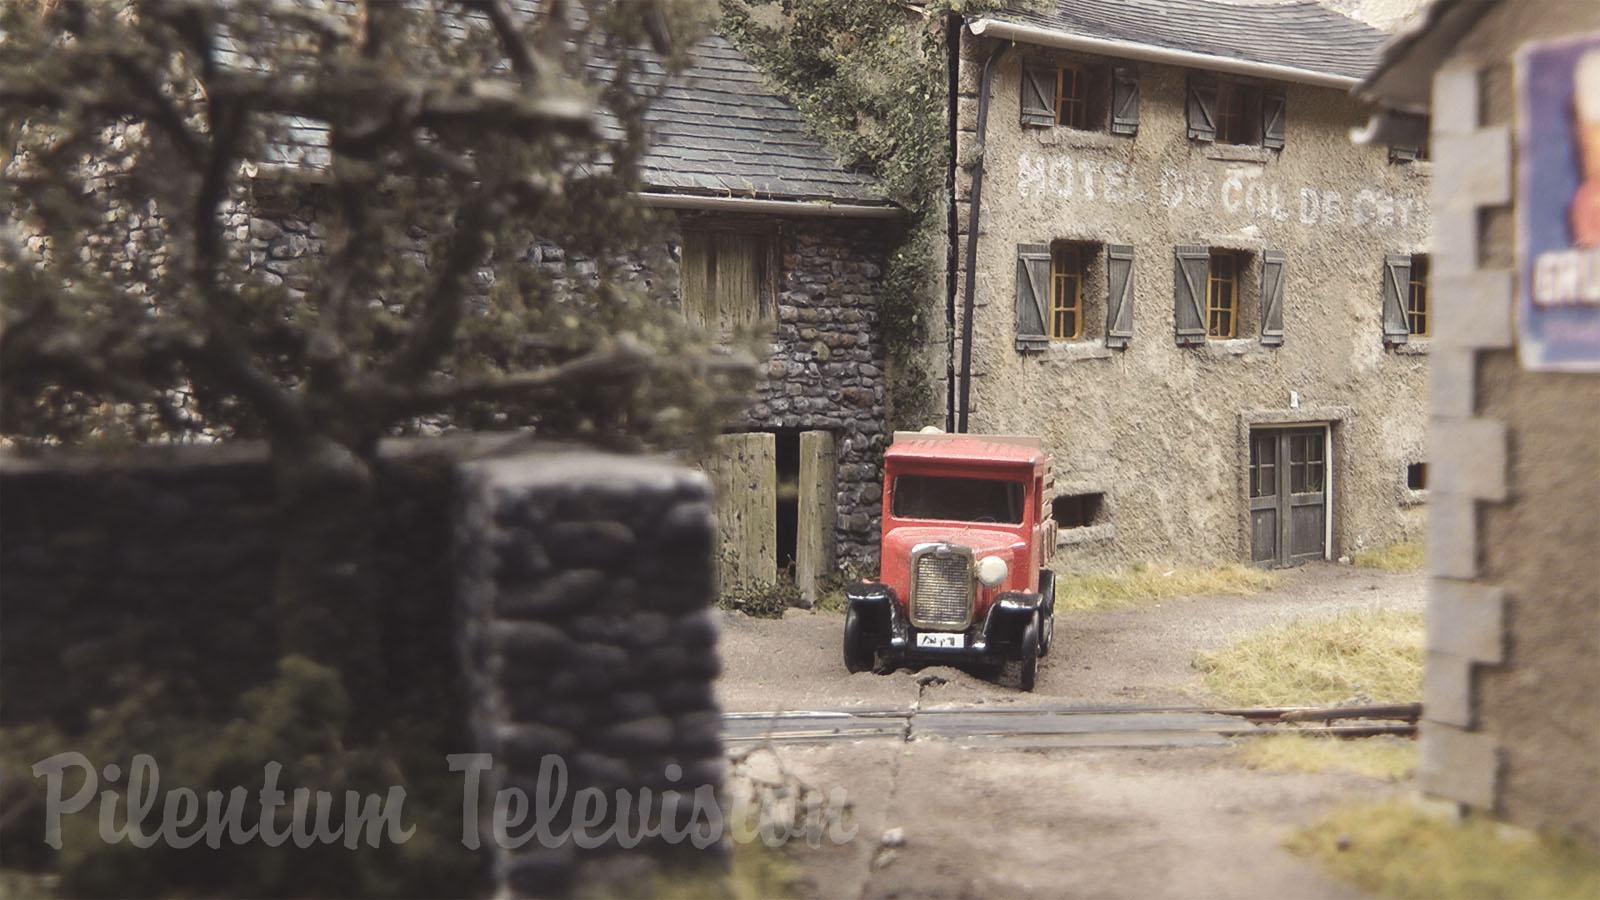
top-left (844, 432), bottom-right (1057, 690)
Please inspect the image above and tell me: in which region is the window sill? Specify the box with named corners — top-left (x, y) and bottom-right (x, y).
top-left (1045, 340), bottom-right (1116, 362)
top-left (1058, 522), bottom-right (1116, 547)
top-left (1399, 487), bottom-right (1428, 507)
top-left (1394, 159), bottom-right (1433, 178)
top-left (1187, 338), bottom-right (1271, 357)
top-left (1032, 128), bottom-right (1124, 150)
top-left (1388, 338), bottom-right (1431, 355)
top-left (1203, 143), bottom-right (1273, 163)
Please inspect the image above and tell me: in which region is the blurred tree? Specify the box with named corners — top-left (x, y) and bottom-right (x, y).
top-left (0, 0), bottom-right (752, 708)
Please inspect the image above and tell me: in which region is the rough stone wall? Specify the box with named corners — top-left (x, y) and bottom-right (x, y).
top-left (1417, 0), bottom-right (1600, 849)
top-left (456, 452), bottom-right (724, 895)
top-left (0, 442), bottom-right (727, 891)
top-left (233, 196), bottom-right (892, 571)
top-left (954, 32), bottom-right (1431, 570)
top-left (740, 215), bottom-right (891, 567)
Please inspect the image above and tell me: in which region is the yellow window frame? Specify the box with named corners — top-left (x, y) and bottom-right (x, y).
top-left (1051, 242), bottom-right (1084, 340)
top-left (1407, 254), bottom-right (1429, 336)
top-left (1207, 250), bottom-right (1238, 339)
top-left (1055, 65), bottom-right (1088, 129)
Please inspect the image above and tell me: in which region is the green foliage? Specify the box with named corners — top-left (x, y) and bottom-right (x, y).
top-left (0, 657), bottom-right (484, 897)
top-left (811, 562), bottom-right (875, 614)
top-left (717, 576), bottom-right (802, 618)
top-left (1, 0), bottom-right (753, 456)
top-left (1289, 798), bottom-right (1600, 900)
top-left (719, 1), bottom-right (1010, 421)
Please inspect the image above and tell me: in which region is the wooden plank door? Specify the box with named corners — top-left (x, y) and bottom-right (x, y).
top-left (705, 432), bottom-right (777, 590)
top-left (1249, 427), bottom-right (1328, 566)
top-left (796, 431), bottom-right (837, 606)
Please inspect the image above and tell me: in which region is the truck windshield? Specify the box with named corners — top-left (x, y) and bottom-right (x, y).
top-left (891, 475), bottom-right (1025, 524)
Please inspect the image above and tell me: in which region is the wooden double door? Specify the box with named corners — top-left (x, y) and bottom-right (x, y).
top-left (1249, 426), bottom-right (1328, 566)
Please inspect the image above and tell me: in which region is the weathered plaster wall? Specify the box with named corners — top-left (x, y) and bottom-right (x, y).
top-left (954, 33), bottom-right (1431, 569)
top-left (1418, 0), bottom-right (1600, 849)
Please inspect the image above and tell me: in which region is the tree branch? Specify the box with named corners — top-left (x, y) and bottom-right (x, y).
top-left (464, 0), bottom-right (541, 79)
top-left (370, 338), bottom-right (757, 420)
top-left (380, 192), bottom-right (500, 385)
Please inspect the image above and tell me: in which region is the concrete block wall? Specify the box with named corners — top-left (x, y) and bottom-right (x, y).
top-left (1420, 0), bottom-right (1600, 848)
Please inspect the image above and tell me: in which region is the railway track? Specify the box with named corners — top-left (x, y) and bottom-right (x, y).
top-left (723, 702), bottom-right (1419, 750)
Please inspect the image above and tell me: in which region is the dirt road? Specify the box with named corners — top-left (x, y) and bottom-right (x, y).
top-left (714, 562), bottom-right (1426, 899)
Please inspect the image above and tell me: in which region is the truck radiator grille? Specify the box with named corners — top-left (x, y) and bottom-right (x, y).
top-left (912, 550), bottom-right (973, 630)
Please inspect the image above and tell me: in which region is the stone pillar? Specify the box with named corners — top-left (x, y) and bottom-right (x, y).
top-left (456, 452), bottom-right (725, 896)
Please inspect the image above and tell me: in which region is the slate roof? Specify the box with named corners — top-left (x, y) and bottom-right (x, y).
top-left (260, 5), bottom-right (891, 209)
top-left (980, 0), bottom-right (1388, 81)
top-left (640, 32), bottom-right (889, 206)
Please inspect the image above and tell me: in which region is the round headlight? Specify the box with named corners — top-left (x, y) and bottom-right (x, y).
top-left (975, 556), bottom-right (1009, 588)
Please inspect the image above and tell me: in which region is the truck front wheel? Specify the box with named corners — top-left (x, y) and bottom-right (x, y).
top-left (843, 607), bottom-right (874, 673)
top-left (1012, 615), bottom-right (1040, 692)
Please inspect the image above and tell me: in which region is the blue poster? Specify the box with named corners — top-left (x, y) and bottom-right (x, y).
top-left (1516, 32), bottom-right (1600, 372)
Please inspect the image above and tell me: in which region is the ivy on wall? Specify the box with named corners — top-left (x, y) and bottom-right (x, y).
top-left (719, 0), bottom-right (1009, 430)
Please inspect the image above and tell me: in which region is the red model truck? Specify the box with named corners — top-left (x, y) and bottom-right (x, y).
top-left (843, 432), bottom-right (1057, 690)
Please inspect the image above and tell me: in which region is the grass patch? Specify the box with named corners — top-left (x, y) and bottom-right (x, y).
top-left (1240, 734), bottom-right (1417, 780)
top-left (1054, 564), bottom-right (1277, 613)
top-left (1289, 798), bottom-right (1600, 899)
top-left (1195, 607), bottom-right (1423, 707)
top-left (1352, 541), bottom-right (1425, 570)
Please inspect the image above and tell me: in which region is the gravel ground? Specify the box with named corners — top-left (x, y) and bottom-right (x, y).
top-left (713, 562), bottom-right (1427, 899)
top-left (716, 561), bottom-right (1426, 713)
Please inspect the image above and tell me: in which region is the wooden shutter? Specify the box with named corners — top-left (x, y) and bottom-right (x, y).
top-left (1105, 244), bottom-right (1135, 348)
top-left (1262, 86), bottom-right (1286, 149)
top-left (1021, 61), bottom-right (1056, 128)
top-left (1110, 65), bottom-right (1139, 136)
top-left (1174, 245), bottom-right (1209, 343)
top-left (1260, 249), bottom-right (1286, 346)
top-left (1186, 73), bottom-right (1216, 141)
top-left (1382, 253), bottom-right (1411, 345)
top-left (1016, 243), bottom-right (1051, 351)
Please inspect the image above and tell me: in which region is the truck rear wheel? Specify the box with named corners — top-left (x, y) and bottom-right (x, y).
top-left (843, 607), bottom-right (874, 674)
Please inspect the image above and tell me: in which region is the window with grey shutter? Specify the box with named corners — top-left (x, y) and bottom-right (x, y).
top-left (1110, 65), bottom-right (1139, 136)
top-left (1260, 250), bottom-right (1285, 345)
top-left (1016, 243), bottom-right (1051, 350)
top-left (1021, 61), bottom-right (1056, 128)
top-left (1106, 244), bottom-right (1135, 348)
top-left (1174, 245), bottom-right (1209, 343)
top-left (1186, 73), bottom-right (1216, 142)
top-left (1382, 253), bottom-right (1411, 345)
top-left (1262, 86), bottom-right (1286, 149)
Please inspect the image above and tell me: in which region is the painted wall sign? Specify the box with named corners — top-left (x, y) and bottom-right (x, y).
top-left (1516, 31), bottom-right (1600, 372)
top-left (1016, 152), bottom-right (1426, 233)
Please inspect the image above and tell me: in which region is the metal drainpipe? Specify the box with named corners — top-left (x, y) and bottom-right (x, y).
top-left (957, 37), bottom-right (1008, 434)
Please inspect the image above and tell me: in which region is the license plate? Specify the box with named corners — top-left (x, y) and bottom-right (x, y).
top-left (915, 632), bottom-right (965, 649)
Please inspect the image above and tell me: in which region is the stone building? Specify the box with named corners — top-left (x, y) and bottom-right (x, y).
top-left (1358, 0), bottom-right (1600, 849)
top-left (636, 33), bottom-right (901, 596)
top-left (949, 0), bottom-right (1432, 569)
top-left (245, 27), bottom-right (901, 597)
